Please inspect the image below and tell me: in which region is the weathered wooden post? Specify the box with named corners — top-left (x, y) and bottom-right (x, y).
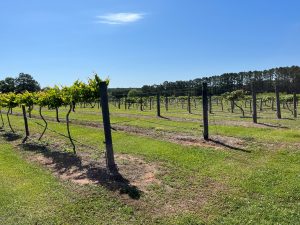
top-left (99, 82), bottom-right (117, 173)
top-left (0, 109), bottom-right (4, 129)
top-left (221, 99), bottom-right (224, 111)
top-left (293, 92), bottom-right (297, 118)
top-left (22, 105), bottom-right (30, 143)
top-left (275, 82), bottom-right (281, 119)
top-left (157, 93), bottom-right (161, 117)
top-left (165, 96), bottom-right (168, 111)
top-left (140, 97), bottom-right (143, 111)
top-left (209, 95), bottom-right (212, 114)
top-left (124, 97), bottom-right (127, 110)
top-left (259, 99), bottom-right (263, 111)
top-left (252, 82), bottom-right (257, 123)
top-left (202, 83), bottom-right (209, 140)
top-left (230, 100), bottom-right (234, 113)
top-left (188, 93), bottom-right (191, 114)
top-left (28, 106), bottom-right (32, 118)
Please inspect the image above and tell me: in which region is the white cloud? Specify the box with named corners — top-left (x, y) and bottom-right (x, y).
top-left (96, 13), bottom-right (144, 25)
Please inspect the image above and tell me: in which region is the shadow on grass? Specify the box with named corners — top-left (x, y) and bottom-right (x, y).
top-left (0, 129), bottom-right (22, 141)
top-left (189, 112), bottom-right (201, 115)
top-left (208, 138), bottom-right (251, 153)
top-left (19, 142), bottom-right (141, 200)
top-left (281, 117), bottom-right (296, 121)
top-left (240, 116), bottom-right (252, 119)
top-left (158, 115), bottom-right (171, 120)
top-left (257, 122), bottom-right (289, 129)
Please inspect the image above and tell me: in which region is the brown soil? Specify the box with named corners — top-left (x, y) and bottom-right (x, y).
top-left (116, 154), bottom-right (161, 192)
top-left (28, 149), bottom-right (161, 192)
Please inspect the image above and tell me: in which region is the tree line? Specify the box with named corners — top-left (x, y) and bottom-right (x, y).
top-left (2, 66), bottom-right (300, 98)
top-left (109, 66), bottom-right (300, 98)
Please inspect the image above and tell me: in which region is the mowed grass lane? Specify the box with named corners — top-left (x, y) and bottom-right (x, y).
top-left (0, 113), bottom-right (299, 224)
top-left (0, 139), bottom-right (147, 225)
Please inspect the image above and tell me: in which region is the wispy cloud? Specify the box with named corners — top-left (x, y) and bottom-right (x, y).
top-left (96, 13), bottom-right (144, 25)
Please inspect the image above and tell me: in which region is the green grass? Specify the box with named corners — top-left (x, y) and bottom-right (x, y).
top-left (9, 101), bottom-right (300, 145)
top-left (0, 139), bottom-right (146, 225)
top-left (11, 99), bottom-right (299, 125)
top-left (1, 101), bottom-right (300, 224)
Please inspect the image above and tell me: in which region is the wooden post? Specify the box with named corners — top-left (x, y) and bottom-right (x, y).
top-left (140, 97), bottom-right (143, 111)
top-left (99, 82), bottom-right (117, 173)
top-left (28, 106), bottom-right (32, 118)
top-left (221, 99), bottom-right (224, 111)
top-left (188, 94), bottom-right (191, 114)
top-left (209, 95), bottom-right (212, 114)
top-left (252, 82), bottom-right (257, 123)
top-left (165, 96), bottom-right (168, 111)
top-left (157, 93), bottom-right (161, 117)
top-left (202, 83), bottom-right (209, 140)
top-left (149, 97), bottom-right (152, 110)
top-left (124, 97), bottom-right (127, 110)
top-left (0, 109), bottom-right (4, 129)
top-left (259, 99), bottom-right (263, 111)
top-left (230, 100), bottom-right (234, 113)
top-left (275, 82), bottom-right (281, 119)
top-left (293, 92), bottom-right (297, 118)
top-left (22, 105), bottom-right (30, 143)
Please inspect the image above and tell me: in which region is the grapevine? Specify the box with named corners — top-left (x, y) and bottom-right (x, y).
top-left (0, 74), bottom-right (106, 154)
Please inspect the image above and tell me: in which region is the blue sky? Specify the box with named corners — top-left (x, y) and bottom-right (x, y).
top-left (1, 0), bottom-right (300, 88)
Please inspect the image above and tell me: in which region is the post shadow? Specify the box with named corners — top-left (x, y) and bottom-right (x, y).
top-left (19, 142), bottom-right (141, 199)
